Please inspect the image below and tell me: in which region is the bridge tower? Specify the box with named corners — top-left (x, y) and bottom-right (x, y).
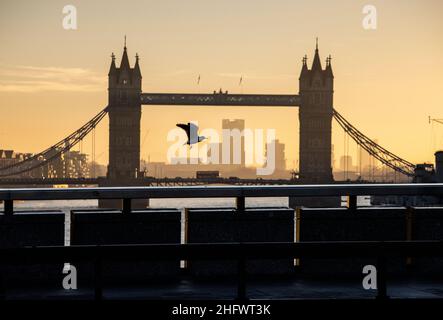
top-left (101, 43), bottom-right (148, 209)
top-left (298, 41), bottom-right (334, 183)
top-left (107, 44), bottom-right (142, 180)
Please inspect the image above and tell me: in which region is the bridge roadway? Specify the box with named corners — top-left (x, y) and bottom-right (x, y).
top-left (0, 177), bottom-right (300, 186)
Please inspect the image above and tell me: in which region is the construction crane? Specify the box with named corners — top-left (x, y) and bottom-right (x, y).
top-left (429, 116), bottom-right (443, 125)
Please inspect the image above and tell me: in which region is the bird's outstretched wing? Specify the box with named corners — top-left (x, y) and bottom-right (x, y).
top-left (176, 123), bottom-right (190, 141)
top-left (189, 122), bottom-right (199, 144)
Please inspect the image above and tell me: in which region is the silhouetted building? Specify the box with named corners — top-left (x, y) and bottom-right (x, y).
top-left (207, 142), bottom-right (221, 164)
top-left (45, 151), bottom-right (89, 179)
top-left (88, 162), bottom-right (107, 178)
top-left (265, 139), bottom-right (286, 172)
top-left (143, 161), bottom-right (168, 178)
top-left (275, 140), bottom-right (287, 171)
top-left (222, 119), bottom-right (245, 167)
top-left (0, 150), bottom-right (38, 178)
top-left (0, 149), bottom-right (89, 179)
top-left (340, 155), bottom-right (354, 172)
top-left (0, 150), bottom-right (18, 169)
top-left (358, 146), bottom-right (371, 173)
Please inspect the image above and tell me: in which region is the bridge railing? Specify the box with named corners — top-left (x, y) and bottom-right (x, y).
top-left (1, 183), bottom-right (443, 214)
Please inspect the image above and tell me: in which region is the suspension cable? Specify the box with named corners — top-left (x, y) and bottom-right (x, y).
top-left (333, 108), bottom-right (415, 177)
top-left (0, 107), bottom-right (108, 177)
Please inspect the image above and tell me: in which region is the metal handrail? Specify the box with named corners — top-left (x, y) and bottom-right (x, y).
top-left (1, 241), bottom-right (443, 263)
top-left (2, 183), bottom-right (443, 201)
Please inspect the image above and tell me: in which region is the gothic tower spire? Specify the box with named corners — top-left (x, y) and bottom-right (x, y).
top-left (311, 38), bottom-right (322, 71)
top-left (108, 52), bottom-right (116, 76)
top-left (133, 53), bottom-right (142, 78)
top-left (120, 36), bottom-right (130, 70)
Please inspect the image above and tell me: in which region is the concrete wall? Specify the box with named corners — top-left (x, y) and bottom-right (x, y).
top-left (0, 210), bottom-right (65, 286)
top-left (187, 208), bottom-right (295, 277)
top-left (70, 209), bottom-right (181, 284)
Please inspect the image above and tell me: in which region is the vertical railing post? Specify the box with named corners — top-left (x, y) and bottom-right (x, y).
top-left (236, 197), bottom-right (245, 213)
top-left (183, 208), bottom-right (189, 269)
top-left (346, 195), bottom-right (357, 211)
top-left (4, 199), bottom-right (13, 216)
top-left (294, 207), bottom-right (301, 267)
top-left (122, 198), bottom-right (132, 214)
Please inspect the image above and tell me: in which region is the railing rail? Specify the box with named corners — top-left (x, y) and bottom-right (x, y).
top-left (2, 241), bottom-right (443, 262)
top-left (2, 183), bottom-right (443, 215)
top-left (2, 183), bottom-right (443, 200)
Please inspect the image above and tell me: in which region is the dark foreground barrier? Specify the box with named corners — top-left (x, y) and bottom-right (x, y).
top-left (298, 207), bottom-right (407, 278)
top-left (187, 207), bottom-right (294, 276)
top-left (298, 206), bottom-right (443, 278)
top-left (1, 241), bottom-right (443, 300)
top-left (410, 207), bottom-right (443, 275)
top-left (70, 208), bottom-right (181, 283)
top-left (0, 210), bottom-right (65, 286)
top-left (1, 184), bottom-right (443, 292)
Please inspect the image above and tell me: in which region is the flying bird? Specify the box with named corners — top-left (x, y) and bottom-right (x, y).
top-left (176, 122), bottom-right (207, 147)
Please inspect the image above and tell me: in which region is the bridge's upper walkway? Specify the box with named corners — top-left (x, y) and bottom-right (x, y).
top-left (140, 92), bottom-right (300, 106)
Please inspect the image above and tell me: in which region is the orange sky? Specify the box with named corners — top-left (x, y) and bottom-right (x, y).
top-left (0, 0), bottom-right (442, 169)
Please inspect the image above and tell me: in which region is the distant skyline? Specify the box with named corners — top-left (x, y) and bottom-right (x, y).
top-left (1, 0), bottom-right (442, 169)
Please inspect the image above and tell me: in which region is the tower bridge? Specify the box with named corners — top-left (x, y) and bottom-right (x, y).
top-left (107, 41), bottom-right (334, 184)
top-left (0, 41), bottom-right (416, 191)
